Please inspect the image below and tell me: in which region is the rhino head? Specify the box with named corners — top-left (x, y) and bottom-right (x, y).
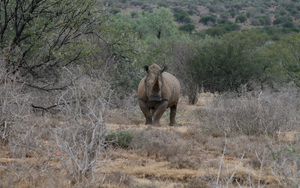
top-left (144, 65), bottom-right (167, 102)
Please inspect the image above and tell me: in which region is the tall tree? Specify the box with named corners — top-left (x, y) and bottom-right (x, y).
top-left (0, 0), bottom-right (104, 89)
top-left (269, 33), bottom-right (300, 87)
top-left (187, 31), bottom-right (271, 93)
top-left (142, 7), bottom-right (178, 39)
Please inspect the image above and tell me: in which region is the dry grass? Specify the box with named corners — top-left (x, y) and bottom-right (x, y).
top-left (2, 84), bottom-right (300, 187)
top-left (197, 85), bottom-right (300, 136)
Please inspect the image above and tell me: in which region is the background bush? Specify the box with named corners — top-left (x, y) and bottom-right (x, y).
top-left (187, 31), bottom-right (272, 93)
top-left (197, 84), bottom-right (300, 136)
top-left (199, 15), bottom-right (217, 25)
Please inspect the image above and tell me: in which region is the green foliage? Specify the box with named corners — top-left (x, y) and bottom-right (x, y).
top-left (142, 5), bottom-right (153, 12)
top-left (0, 0), bottom-right (103, 87)
top-left (254, 25), bottom-right (300, 36)
top-left (251, 16), bottom-right (271, 26)
top-left (205, 27), bottom-right (230, 36)
top-left (179, 23), bottom-right (196, 34)
top-left (209, 5), bottom-right (225, 13)
top-left (235, 14), bottom-right (247, 23)
top-left (273, 18), bottom-right (284, 25)
top-left (199, 15), bottom-right (217, 25)
top-left (187, 9), bottom-right (196, 15)
top-left (105, 13), bottom-right (148, 91)
top-left (110, 8), bottom-right (121, 15)
top-left (233, 4), bottom-right (242, 11)
top-left (142, 8), bottom-right (179, 39)
top-left (172, 7), bottom-right (184, 13)
top-left (187, 31), bottom-right (272, 92)
top-left (106, 130), bottom-right (134, 148)
top-left (218, 19), bottom-right (228, 24)
top-left (269, 33), bottom-right (300, 87)
top-left (282, 21), bottom-right (295, 28)
top-left (287, 7), bottom-right (298, 16)
top-left (225, 21), bottom-right (241, 31)
top-left (199, 20), bottom-right (241, 37)
top-left (130, 1), bottom-right (144, 6)
top-left (276, 15), bottom-right (293, 23)
top-left (174, 11), bottom-right (192, 23)
top-left (130, 11), bottom-right (139, 18)
top-left (228, 9), bottom-right (237, 18)
top-left (246, 8), bottom-right (263, 18)
top-left (112, 8), bottom-right (178, 40)
top-left (157, 1), bottom-right (168, 8)
top-left (220, 12), bottom-right (229, 19)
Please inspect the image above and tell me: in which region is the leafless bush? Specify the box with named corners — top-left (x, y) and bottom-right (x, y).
top-left (0, 60), bottom-right (31, 147)
top-left (130, 129), bottom-right (192, 164)
top-left (197, 84), bottom-right (300, 136)
top-left (104, 171), bottom-right (133, 187)
top-left (266, 133), bottom-right (300, 187)
top-left (170, 39), bottom-right (199, 104)
top-left (43, 76), bottom-right (113, 184)
top-left (0, 60), bottom-right (114, 185)
top-left (185, 178), bottom-right (209, 188)
top-left (130, 184), bottom-right (158, 188)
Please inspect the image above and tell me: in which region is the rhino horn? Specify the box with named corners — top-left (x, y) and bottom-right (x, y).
top-left (152, 76), bottom-right (160, 93)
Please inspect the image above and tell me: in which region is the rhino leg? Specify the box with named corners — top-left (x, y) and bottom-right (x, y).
top-left (170, 104), bottom-right (177, 126)
top-left (153, 100), bottom-right (168, 126)
top-left (139, 100), bottom-right (152, 125)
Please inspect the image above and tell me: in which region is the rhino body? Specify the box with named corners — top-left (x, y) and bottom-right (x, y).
top-left (137, 64), bottom-right (180, 126)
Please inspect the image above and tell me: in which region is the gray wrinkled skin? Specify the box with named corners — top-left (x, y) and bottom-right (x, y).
top-left (137, 64), bottom-right (181, 126)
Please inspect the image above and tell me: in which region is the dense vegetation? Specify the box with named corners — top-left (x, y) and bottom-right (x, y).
top-left (2, 0), bottom-right (300, 187)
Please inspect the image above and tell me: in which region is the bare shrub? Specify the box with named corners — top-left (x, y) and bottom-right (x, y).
top-left (130, 129), bottom-right (193, 166)
top-left (130, 184), bottom-right (158, 188)
top-left (185, 178), bottom-right (209, 188)
top-left (168, 154), bottom-right (199, 170)
top-left (170, 39), bottom-right (199, 104)
top-left (266, 133), bottom-right (300, 187)
top-left (43, 76), bottom-right (112, 184)
top-left (0, 60), bottom-right (31, 148)
top-left (197, 84), bottom-right (300, 136)
top-left (104, 171), bottom-right (133, 187)
top-left (0, 62), bottom-right (114, 185)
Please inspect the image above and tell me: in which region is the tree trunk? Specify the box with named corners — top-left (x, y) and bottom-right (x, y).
top-left (187, 85), bottom-right (199, 105)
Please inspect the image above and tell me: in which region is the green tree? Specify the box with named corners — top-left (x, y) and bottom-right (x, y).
top-left (142, 7), bottom-right (178, 39)
top-left (187, 31), bottom-right (272, 93)
top-left (179, 23), bottom-right (195, 34)
top-left (0, 0), bottom-right (103, 89)
top-left (205, 27), bottom-right (229, 36)
top-left (110, 8), bottom-right (121, 15)
top-left (157, 1), bottom-right (168, 8)
top-left (220, 12), bottom-right (229, 19)
top-left (199, 16), bottom-right (216, 25)
top-left (235, 14), bottom-right (247, 23)
top-left (105, 12), bottom-right (148, 91)
top-left (228, 9), bottom-right (236, 18)
top-left (174, 11), bottom-right (192, 23)
top-left (273, 18), bottom-right (284, 25)
top-left (282, 21), bottom-right (295, 28)
top-left (269, 33), bottom-right (300, 87)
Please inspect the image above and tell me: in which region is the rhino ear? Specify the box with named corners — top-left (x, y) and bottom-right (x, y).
top-left (144, 65), bottom-right (149, 73)
top-left (160, 65), bottom-right (168, 74)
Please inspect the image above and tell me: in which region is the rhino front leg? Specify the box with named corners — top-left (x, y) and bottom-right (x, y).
top-left (153, 100), bottom-right (168, 126)
top-left (139, 100), bottom-right (152, 125)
